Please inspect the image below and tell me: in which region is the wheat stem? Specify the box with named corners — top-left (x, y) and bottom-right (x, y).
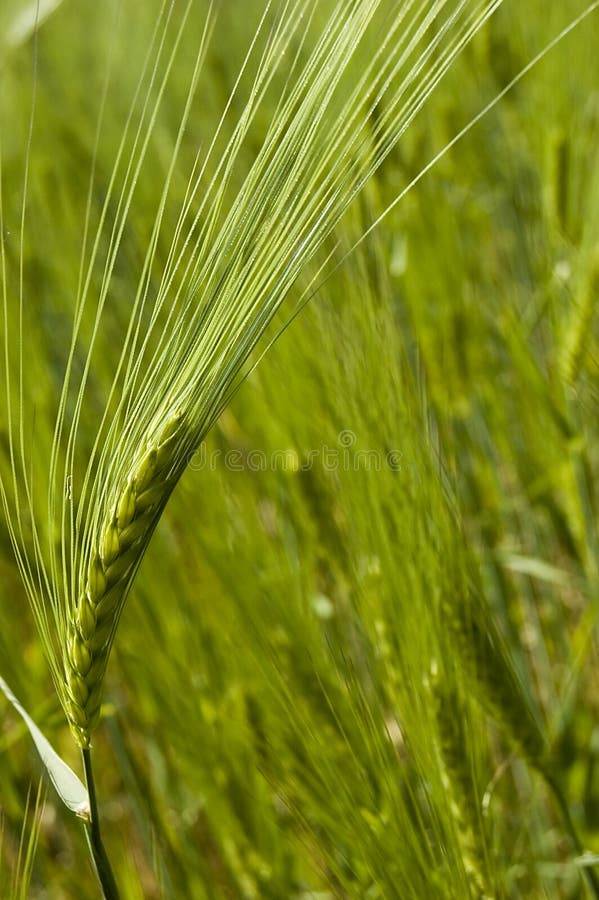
top-left (82, 748), bottom-right (120, 900)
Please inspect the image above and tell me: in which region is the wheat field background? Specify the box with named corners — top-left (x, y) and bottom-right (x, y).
top-left (1, 1), bottom-right (599, 897)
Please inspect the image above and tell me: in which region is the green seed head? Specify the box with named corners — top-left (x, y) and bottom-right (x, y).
top-left (117, 479), bottom-right (136, 529)
top-left (135, 448), bottom-right (158, 493)
top-left (77, 595), bottom-right (97, 641)
top-left (64, 408), bottom-right (186, 746)
top-left (67, 669), bottom-right (89, 707)
top-left (69, 636), bottom-right (92, 676)
top-left (100, 519), bottom-right (120, 566)
top-left (88, 555), bottom-right (107, 600)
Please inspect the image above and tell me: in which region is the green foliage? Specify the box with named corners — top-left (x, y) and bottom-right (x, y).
top-left (1, 1), bottom-right (599, 897)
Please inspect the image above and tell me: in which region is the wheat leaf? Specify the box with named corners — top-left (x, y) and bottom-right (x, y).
top-left (0, 675), bottom-right (90, 819)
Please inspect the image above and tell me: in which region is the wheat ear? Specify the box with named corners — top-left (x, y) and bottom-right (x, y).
top-left (443, 596), bottom-right (546, 768)
top-left (430, 664), bottom-right (492, 900)
top-left (64, 411), bottom-right (185, 748)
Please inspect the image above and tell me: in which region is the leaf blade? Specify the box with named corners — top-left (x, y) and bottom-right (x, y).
top-left (0, 675), bottom-right (90, 819)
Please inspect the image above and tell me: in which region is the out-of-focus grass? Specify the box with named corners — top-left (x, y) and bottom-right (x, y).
top-left (1, 1), bottom-right (598, 897)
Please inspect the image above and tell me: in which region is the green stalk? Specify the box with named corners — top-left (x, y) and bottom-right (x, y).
top-left (543, 770), bottom-right (599, 899)
top-left (82, 749), bottom-right (120, 900)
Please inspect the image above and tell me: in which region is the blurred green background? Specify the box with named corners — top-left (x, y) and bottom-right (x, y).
top-left (1, 1), bottom-right (598, 897)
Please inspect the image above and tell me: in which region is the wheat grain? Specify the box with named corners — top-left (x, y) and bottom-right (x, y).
top-left (64, 411), bottom-right (185, 747)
